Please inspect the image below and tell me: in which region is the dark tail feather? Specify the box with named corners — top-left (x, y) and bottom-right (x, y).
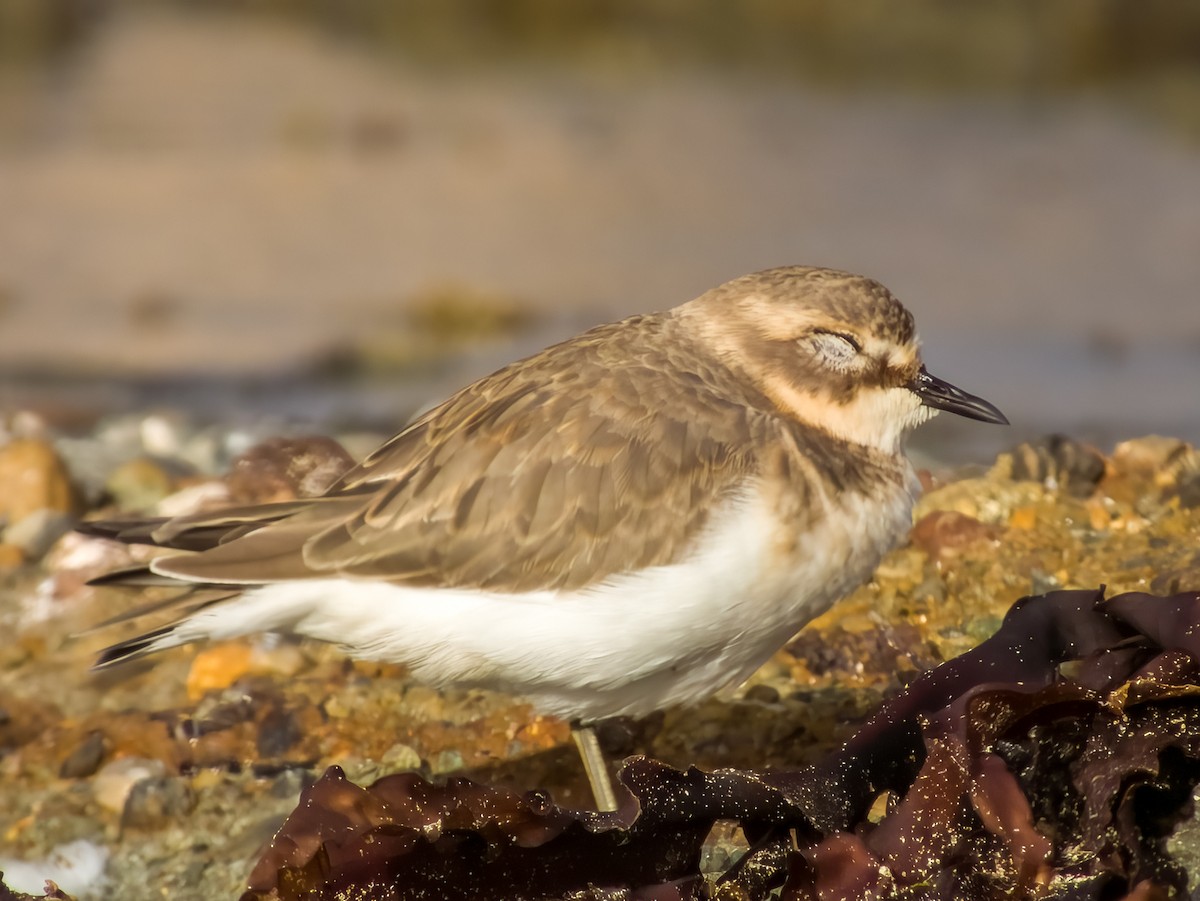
top-left (77, 502), bottom-right (311, 554)
top-left (87, 564), bottom-right (181, 588)
top-left (92, 625), bottom-right (179, 669)
top-left (80, 587), bottom-right (240, 635)
top-left (76, 517), bottom-right (170, 545)
top-left (77, 517), bottom-right (260, 553)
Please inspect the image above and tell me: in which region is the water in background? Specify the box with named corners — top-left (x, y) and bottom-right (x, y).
top-left (0, 8), bottom-right (1197, 463)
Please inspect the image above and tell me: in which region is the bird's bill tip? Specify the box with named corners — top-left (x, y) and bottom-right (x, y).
top-left (909, 367), bottom-right (1009, 425)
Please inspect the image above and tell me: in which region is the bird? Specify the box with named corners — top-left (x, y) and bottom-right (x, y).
top-left (80, 265), bottom-right (1008, 810)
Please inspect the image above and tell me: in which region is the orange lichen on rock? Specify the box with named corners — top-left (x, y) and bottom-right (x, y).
top-left (186, 644), bottom-right (255, 701)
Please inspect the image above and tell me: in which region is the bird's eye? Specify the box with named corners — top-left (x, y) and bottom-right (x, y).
top-left (808, 330), bottom-right (861, 367)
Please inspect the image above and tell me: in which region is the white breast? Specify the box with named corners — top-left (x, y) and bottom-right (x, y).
top-left (179, 473), bottom-right (918, 721)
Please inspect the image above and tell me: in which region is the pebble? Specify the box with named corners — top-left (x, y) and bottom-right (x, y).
top-left (378, 742), bottom-right (422, 773)
top-left (122, 775), bottom-right (195, 828)
top-left (256, 706), bottom-right (303, 758)
top-left (0, 438), bottom-right (80, 523)
top-left (225, 435), bottom-right (355, 503)
top-left (1160, 448), bottom-right (1200, 508)
top-left (995, 435), bottom-right (1106, 498)
top-left (1111, 435), bottom-right (1189, 480)
top-left (92, 757), bottom-right (167, 815)
top-left (910, 510), bottom-right (999, 563)
top-left (59, 731), bottom-right (107, 779)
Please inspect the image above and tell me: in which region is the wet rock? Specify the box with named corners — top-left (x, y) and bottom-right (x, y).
top-left (92, 757), bottom-right (168, 815)
top-left (59, 731), bottom-right (107, 779)
top-left (1104, 436), bottom-right (1197, 511)
top-left (910, 510), bottom-right (1000, 563)
top-left (122, 775), bottom-right (195, 829)
top-left (3, 509), bottom-right (76, 560)
top-left (1160, 447), bottom-right (1200, 508)
top-left (1110, 435), bottom-right (1189, 480)
top-left (0, 438), bottom-right (81, 523)
top-left (225, 436), bottom-right (355, 504)
top-left (994, 434), bottom-right (1106, 498)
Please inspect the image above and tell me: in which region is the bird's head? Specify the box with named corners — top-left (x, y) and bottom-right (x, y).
top-left (682, 266), bottom-right (1008, 454)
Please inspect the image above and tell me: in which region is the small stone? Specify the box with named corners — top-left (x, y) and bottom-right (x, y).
top-left (59, 730), bottom-right (107, 779)
top-left (994, 435), bottom-right (1105, 497)
top-left (225, 436), bottom-right (355, 504)
top-left (92, 757), bottom-right (167, 815)
top-left (105, 455), bottom-right (192, 511)
top-left (432, 749), bottom-right (464, 774)
top-left (190, 769), bottom-right (225, 792)
top-left (122, 775), bottom-right (195, 828)
top-left (322, 696), bottom-right (350, 719)
top-left (0, 438), bottom-right (81, 522)
top-left (740, 684), bottom-right (781, 705)
top-left (186, 644), bottom-right (254, 702)
top-left (139, 413), bottom-right (186, 457)
top-left (378, 742), bottom-right (422, 773)
top-left (1111, 435), bottom-right (1188, 480)
top-left (3, 508), bottom-right (76, 559)
top-left (910, 510), bottom-right (999, 563)
top-left (249, 642), bottom-right (308, 679)
top-left (256, 706), bottom-right (303, 758)
top-left (1159, 448), bottom-right (1200, 508)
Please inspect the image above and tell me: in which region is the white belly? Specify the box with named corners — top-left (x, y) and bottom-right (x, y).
top-left (183, 478), bottom-right (917, 721)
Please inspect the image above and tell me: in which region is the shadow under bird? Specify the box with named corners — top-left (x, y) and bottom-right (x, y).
top-left (82, 265), bottom-right (1008, 810)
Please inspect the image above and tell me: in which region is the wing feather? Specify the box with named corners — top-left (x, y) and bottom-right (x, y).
top-left (94, 315), bottom-right (765, 592)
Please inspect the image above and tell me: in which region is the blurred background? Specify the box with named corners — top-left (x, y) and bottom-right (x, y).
top-left (1, 0), bottom-right (1199, 462)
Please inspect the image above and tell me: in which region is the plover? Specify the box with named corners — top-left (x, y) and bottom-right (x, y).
top-left (83, 266), bottom-right (1007, 810)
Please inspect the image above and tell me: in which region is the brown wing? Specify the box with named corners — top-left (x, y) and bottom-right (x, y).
top-left (153, 315), bottom-right (763, 592)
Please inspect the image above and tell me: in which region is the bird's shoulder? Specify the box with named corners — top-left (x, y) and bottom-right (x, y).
top-left (291, 314), bottom-right (768, 591)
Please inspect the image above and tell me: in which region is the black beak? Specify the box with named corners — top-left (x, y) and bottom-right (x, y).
top-left (908, 366), bottom-right (1009, 425)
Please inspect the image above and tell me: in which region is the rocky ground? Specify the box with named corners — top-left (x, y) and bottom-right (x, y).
top-left (0, 414), bottom-right (1198, 898)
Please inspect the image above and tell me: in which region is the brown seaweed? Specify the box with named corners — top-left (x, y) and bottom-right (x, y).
top-left (243, 589), bottom-right (1200, 900)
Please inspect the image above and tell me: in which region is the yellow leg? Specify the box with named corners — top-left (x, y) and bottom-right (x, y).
top-left (571, 724), bottom-right (618, 812)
